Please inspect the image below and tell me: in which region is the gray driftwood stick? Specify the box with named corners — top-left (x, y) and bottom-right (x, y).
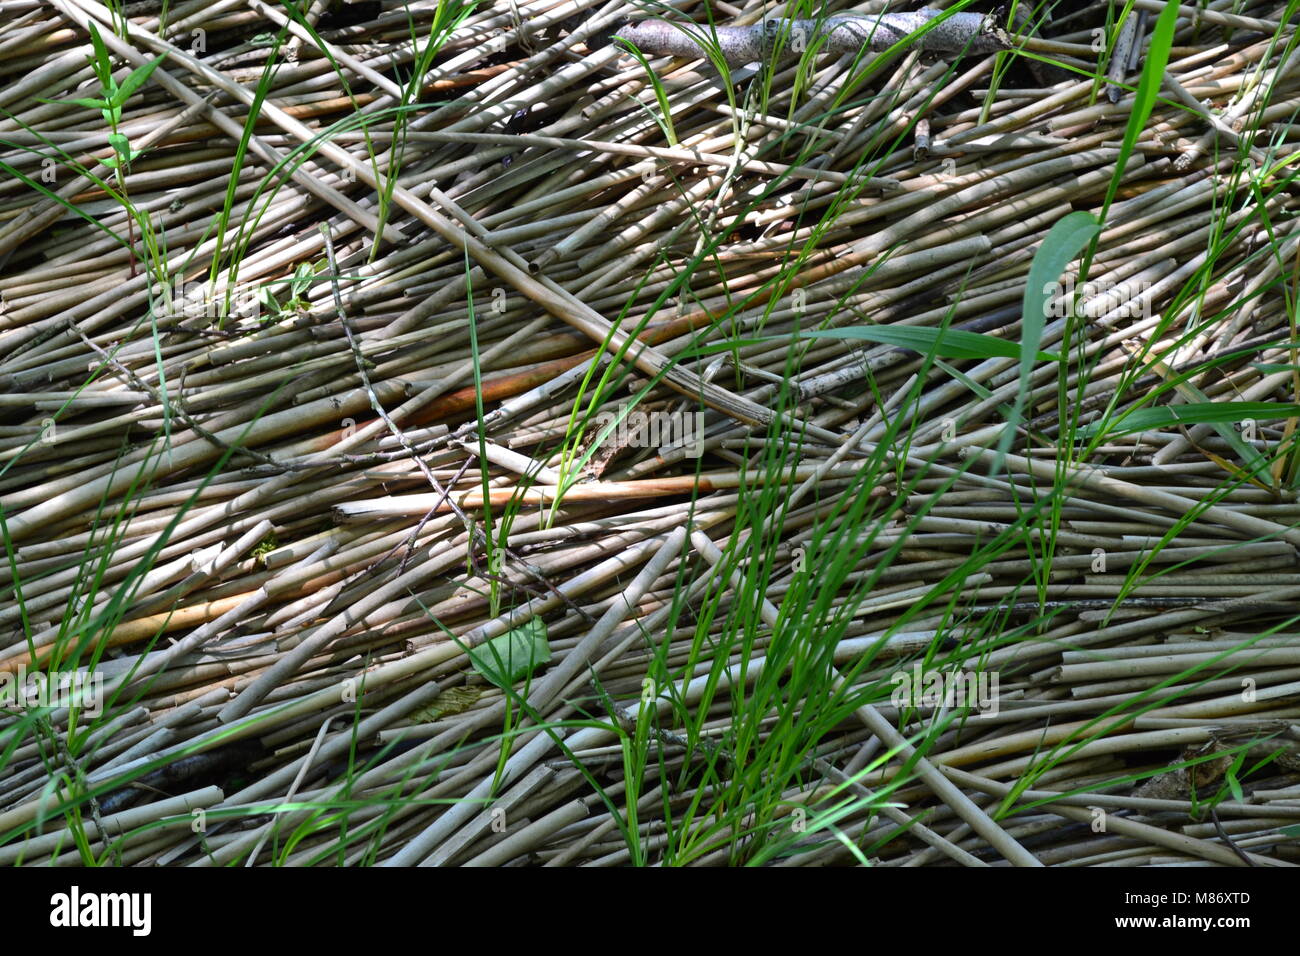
top-left (615, 9), bottom-right (1012, 66)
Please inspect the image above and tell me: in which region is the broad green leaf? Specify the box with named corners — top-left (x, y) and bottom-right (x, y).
top-left (468, 617), bottom-right (550, 688)
top-left (257, 286), bottom-right (281, 315)
top-left (112, 53), bottom-right (168, 107)
top-left (105, 132), bottom-right (135, 168)
top-left (1251, 363), bottom-right (1299, 374)
top-left (291, 261), bottom-right (317, 294)
top-left (794, 326), bottom-right (1058, 361)
top-left (87, 21), bottom-right (113, 87)
top-left (995, 210), bottom-right (1101, 470)
top-left (37, 97), bottom-right (109, 110)
top-left (1225, 764), bottom-right (1244, 802)
top-left (1080, 401), bottom-right (1300, 436)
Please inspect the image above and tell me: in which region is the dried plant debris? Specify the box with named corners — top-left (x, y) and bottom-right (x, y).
top-left (1136, 726), bottom-right (1300, 801)
top-left (615, 9), bottom-right (1014, 67)
top-left (1, 0), bottom-right (1300, 867)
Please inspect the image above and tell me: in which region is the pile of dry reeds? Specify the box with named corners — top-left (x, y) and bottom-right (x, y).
top-left (2, 0), bottom-right (1299, 866)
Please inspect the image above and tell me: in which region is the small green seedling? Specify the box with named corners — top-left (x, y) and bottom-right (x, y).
top-left (37, 22), bottom-right (168, 277)
top-left (43, 23), bottom-right (167, 171)
top-left (258, 260), bottom-right (326, 320)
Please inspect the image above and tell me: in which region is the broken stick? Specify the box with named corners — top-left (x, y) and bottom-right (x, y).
top-left (615, 9), bottom-right (1013, 67)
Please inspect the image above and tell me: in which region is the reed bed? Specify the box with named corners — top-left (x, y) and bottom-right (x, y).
top-left (1, 0), bottom-right (1299, 866)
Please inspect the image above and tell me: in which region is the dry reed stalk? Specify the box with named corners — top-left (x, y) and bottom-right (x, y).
top-left (3, 0), bottom-right (1298, 867)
